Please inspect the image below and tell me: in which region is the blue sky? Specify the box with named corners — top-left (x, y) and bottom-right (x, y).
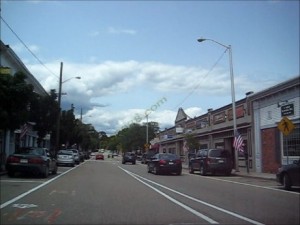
top-left (1, 0), bottom-right (299, 135)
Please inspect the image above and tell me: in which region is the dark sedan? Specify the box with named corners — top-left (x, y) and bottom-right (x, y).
top-left (147, 153), bottom-right (182, 175)
top-left (276, 159), bottom-right (300, 190)
top-left (122, 152), bottom-right (136, 164)
top-left (5, 147), bottom-right (57, 178)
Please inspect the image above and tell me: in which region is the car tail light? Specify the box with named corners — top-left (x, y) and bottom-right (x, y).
top-left (7, 156), bottom-right (20, 163)
top-left (159, 160), bottom-right (167, 164)
top-left (28, 157), bottom-right (44, 164)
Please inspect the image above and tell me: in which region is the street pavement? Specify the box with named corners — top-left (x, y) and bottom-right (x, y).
top-left (1, 159), bottom-right (276, 180)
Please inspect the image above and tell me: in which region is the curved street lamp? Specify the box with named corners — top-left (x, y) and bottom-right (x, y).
top-left (197, 38), bottom-right (239, 172)
top-left (55, 62), bottom-right (81, 153)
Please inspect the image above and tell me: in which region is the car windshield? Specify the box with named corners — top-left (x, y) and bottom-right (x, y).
top-left (17, 148), bottom-right (44, 156)
top-left (209, 149), bottom-right (231, 158)
top-left (58, 150), bottom-right (73, 155)
top-left (125, 153), bottom-right (134, 156)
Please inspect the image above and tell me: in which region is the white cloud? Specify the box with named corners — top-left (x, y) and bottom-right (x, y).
top-left (107, 27), bottom-right (137, 35)
top-left (26, 60), bottom-right (277, 135)
top-left (11, 43), bottom-right (40, 54)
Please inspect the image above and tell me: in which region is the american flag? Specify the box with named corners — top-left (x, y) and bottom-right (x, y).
top-left (233, 130), bottom-right (244, 153)
top-left (20, 123), bottom-right (28, 140)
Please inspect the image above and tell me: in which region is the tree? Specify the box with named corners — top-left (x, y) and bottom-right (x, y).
top-left (29, 90), bottom-right (59, 146)
top-left (113, 122), bottom-right (157, 153)
top-left (184, 133), bottom-right (200, 153)
top-left (60, 108), bottom-right (77, 147)
top-left (0, 71), bottom-right (34, 130)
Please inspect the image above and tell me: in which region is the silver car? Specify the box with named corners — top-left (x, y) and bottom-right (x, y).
top-left (68, 149), bottom-right (80, 164)
top-left (57, 150), bottom-right (75, 167)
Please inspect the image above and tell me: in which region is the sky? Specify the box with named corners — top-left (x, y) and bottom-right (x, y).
top-left (1, 0), bottom-right (299, 136)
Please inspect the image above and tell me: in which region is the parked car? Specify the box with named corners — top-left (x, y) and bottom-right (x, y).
top-left (189, 148), bottom-right (233, 176)
top-left (68, 149), bottom-right (80, 164)
top-left (147, 153), bottom-right (182, 175)
top-left (5, 147), bottom-right (57, 177)
top-left (57, 150), bottom-right (75, 167)
top-left (95, 153), bottom-right (104, 160)
top-left (141, 151), bottom-right (156, 164)
top-left (276, 159), bottom-right (300, 190)
top-left (122, 152), bottom-right (136, 164)
top-left (79, 151), bottom-right (85, 162)
top-left (90, 152), bottom-right (97, 160)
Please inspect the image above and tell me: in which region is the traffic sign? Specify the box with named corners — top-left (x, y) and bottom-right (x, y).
top-left (278, 116), bottom-right (295, 136)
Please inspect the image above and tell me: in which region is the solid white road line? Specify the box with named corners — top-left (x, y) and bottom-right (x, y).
top-left (119, 166), bottom-right (218, 224)
top-left (120, 167), bottom-right (265, 225)
top-left (0, 165), bottom-right (79, 209)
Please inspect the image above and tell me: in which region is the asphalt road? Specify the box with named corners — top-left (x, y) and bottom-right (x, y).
top-left (1, 157), bottom-right (299, 225)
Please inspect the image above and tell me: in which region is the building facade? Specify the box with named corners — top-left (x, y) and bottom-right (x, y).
top-left (250, 76), bottom-right (300, 173)
top-left (0, 41), bottom-right (50, 171)
top-left (157, 76), bottom-right (299, 174)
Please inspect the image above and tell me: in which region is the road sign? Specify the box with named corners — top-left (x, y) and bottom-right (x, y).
top-left (278, 116), bottom-right (295, 136)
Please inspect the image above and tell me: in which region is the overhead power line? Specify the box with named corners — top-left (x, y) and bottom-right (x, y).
top-left (0, 15), bottom-right (58, 78)
top-left (172, 48), bottom-right (227, 110)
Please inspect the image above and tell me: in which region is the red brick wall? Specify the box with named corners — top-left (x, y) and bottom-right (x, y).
top-left (261, 128), bottom-right (281, 173)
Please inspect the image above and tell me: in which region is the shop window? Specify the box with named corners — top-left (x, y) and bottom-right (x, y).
top-left (283, 123), bottom-right (300, 157)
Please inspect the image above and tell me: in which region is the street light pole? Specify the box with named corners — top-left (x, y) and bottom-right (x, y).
top-left (146, 114), bottom-right (149, 150)
top-left (55, 62), bottom-right (81, 154)
top-left (197, 38), bottom-right (239, 172)
top-left (55, 62), bottom-right (63, 154)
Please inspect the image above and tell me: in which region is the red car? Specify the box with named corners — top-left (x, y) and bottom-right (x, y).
top-left (95, 154), bottom-right (104, 160)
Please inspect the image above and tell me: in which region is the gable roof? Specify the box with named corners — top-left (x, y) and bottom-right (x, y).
top-left (0, 40), bottom-right (48, 96)
top-left (175, 107), bottom-right (188, 123)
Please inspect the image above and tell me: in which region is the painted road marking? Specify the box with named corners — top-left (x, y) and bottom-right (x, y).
top-left (12, 204), bottom-right (38, 209)
top-left (0, 165), bottom-right (78, 209)
top-left (119, 166), bottom-right (218, 224)
top-left (120, 167), bottom-right (265, 225)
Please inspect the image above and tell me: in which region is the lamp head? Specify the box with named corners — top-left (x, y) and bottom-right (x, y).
top-left (197, 38), bottom-right (206, 42)
top-left (76, 76), bottom-right (81, 79)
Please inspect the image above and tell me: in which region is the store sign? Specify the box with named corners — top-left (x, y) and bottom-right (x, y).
top-left (281, 104), bottom-right (294, 117)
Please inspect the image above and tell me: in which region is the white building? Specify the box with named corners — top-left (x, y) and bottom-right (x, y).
top-left (0, 40), bottom-right (49, 171)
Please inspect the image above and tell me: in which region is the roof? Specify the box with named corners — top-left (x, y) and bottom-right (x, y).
top-left (0, 40), bottom-right (48, 96)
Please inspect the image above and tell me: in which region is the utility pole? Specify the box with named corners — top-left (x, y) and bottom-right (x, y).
top-left (55, 62), bottom-right (63, 154)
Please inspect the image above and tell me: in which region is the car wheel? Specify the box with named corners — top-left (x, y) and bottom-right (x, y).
top-left (153, 166), bottom-right (160, 175)
top-left (52, 164), bottom-right (58, 175)
top-left (132, 161), bottom-right (136, 165)
top-left (283, 173), bottom-right (292, 190)
top-left (225, 170), bottom-right (231, 176)
top-left (42, 165), bottom-right (49, 178)
top-left (147, 165), bottom-right (151, 173)
top-left (189, 165), bottom-right (194, 174)
top-left (200, 165), bottom-right (206, 176)
top-left (7, 170), bottom-right (14, 177)
top-left (176, 169), bottom-right (182, 176)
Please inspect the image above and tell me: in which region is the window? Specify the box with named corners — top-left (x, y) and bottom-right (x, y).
top-left (283, 123), bottom-right (300, 157)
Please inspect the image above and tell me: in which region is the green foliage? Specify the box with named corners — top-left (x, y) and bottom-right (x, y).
top-left (184, 133), bottom-right (200, 152)
top-left (0, 72), bottom-right (34, 130)
top-left (29, 90), bottom-right (59, 145)
top-left (108, 122), bottom-right (158, 153)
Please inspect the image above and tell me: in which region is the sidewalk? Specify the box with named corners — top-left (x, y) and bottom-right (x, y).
top-left (181, 164), bottom-right (276, 180)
